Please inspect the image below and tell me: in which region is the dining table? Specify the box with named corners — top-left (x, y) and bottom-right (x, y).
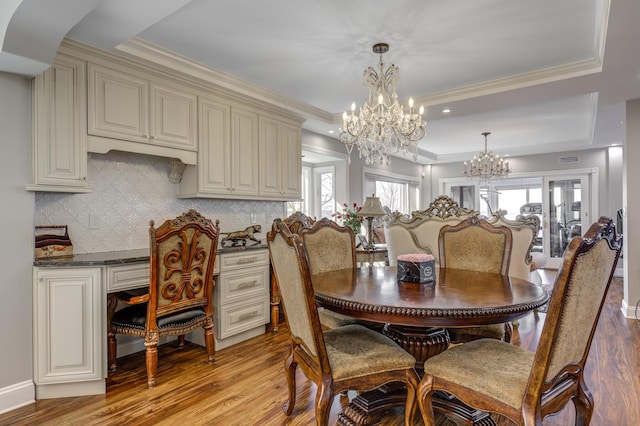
top-left (311, 265), bottom-right (549, 426)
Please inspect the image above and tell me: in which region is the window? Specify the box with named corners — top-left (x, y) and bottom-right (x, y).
top-left (363, 168), bottom-right (420, 214)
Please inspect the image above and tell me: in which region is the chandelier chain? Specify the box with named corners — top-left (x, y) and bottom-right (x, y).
top-left (339, 43), bottom-right (426, 164)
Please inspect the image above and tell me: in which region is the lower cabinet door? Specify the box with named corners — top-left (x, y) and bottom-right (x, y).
top-left (33, 267), bottom-right (103, 384)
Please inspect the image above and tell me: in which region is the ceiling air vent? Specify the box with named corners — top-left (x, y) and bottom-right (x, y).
top-left (559, 155), bottom-right (579, 163)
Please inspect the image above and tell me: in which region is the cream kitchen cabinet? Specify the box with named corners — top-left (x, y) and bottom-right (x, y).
top-left (87, 63), bottom-right (198, 161)
top-left (178, 98), bottom-right (259, 198)
top-left (33, 267), bottom-right (104, 399)
top-left (259, 116), bottom-right (302, 199)
top-left (27, 53), bottom-right (91, 193)
top-left (214, 250), bottom-right (270, 347)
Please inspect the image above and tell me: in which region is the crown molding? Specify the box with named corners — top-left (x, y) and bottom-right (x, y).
top-left (113, 38), bottom-right (334, 125)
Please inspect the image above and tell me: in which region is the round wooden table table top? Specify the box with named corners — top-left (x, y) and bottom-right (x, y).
top-left (312, 266), bottom-right (549, 328)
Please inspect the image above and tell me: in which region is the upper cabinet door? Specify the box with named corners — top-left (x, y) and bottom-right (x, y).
top-left (149, 83), bottom-right (197, 151)
top-left (88, 63), bottom-right (197, 152)
top-left (231, 107), bottom-right (259, 196)
top-left (28, 53), bottom-right (90, 192)
top-left (197, 96), bottom-right (232, 194)
top-left (280, 122), bottom-right (302, 198)
top-left (258, 116), bottom-right (281, 197)
top-left (88, 63), bottom-right (149, 143)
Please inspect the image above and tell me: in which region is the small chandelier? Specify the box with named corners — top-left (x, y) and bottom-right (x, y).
top-left (339, 43), bottom-right (426, 164)
top-left (463, 132), bottom-right (510, 182)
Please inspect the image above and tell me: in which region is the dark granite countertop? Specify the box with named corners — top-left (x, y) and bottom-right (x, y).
top-left (33, 243), bottom-right (268, 267)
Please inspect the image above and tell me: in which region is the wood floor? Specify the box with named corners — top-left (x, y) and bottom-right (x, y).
top-left (2, 271), bottom-right (639, 425)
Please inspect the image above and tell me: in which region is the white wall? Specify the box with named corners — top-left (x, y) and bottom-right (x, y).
top-left (0, 72), bottom-right (34, 401)
top-left (623, 100), bottom-right (640, 316)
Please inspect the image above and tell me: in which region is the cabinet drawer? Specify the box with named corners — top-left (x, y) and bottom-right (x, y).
top-left (106, 259), bottom-right (219, 293)
top-left (218, 266), bottom-right (269, 305)
top-left (217, 295), bottom-right (269, 339)
top-left (219, 250), bottom-right (268, 271)
top-left (106, 263), bottom-right (149, 292)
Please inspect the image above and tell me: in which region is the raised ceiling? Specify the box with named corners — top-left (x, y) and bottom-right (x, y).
top-left (2, 0), bottom-right (639, 164)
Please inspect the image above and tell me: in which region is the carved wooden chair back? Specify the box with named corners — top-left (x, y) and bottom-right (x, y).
top-left (282, 211), bottom-right (316, 235)
top-left (108, 209), bottom-right (219, 388)
top-left (438, 217), bottom-right (513, 275)
top-left (267, 219), bottom-right (419, 425)
top-left (299, 217), bottom-right (356, 275)
top-left (418, 217), bottom-right (622, 425)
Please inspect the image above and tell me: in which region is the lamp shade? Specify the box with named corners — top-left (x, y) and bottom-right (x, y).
top-left (357, 196), bottom-right (386, 218)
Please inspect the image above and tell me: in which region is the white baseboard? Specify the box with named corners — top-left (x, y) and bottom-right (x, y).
top-left (0, 381), bottom-right (35, 415)
top-left (621, 298), bottom-right (640, 320)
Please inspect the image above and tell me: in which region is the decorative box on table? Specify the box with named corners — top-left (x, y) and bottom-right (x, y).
top-left (397, 253), bottom-right (435, 283)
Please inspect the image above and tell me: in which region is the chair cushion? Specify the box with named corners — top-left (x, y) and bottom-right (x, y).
top-left (111, 303), bottom-right (206, 331)
top-left (318, 309), bottom-right (358, 329)
top-left (323, 324), bottom-right (416, 381)
top-left (450, 323), bottom-right (506, 340)
top-left (423, 338), bottom-right (534, 410)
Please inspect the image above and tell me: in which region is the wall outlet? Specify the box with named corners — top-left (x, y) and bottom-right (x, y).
top-left (89, 214), bottom-right (100, 230)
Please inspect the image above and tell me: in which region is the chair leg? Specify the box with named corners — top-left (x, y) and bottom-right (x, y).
top-left (574, 380), bottom-right (594, 425)
top-left (315, 383), bottom-right (332, 426)
top-left (145, 342), bottom-right (159, 388)
top-left (107, 332), bottom-right (117, 373)
top-left (417, 375), bottom-right (437, 426)
top-left (282, 351), bottom-right (297, 416)
top-left (204, 324), bottom-right (215, 363)
top-left (404, 370), bottom-right (419, 426)
top-left (177, 335), bottom-right (185, 350)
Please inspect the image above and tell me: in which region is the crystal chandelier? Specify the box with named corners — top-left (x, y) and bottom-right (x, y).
top-left (339, 43), bottom-right (426, 164)
top-left (463, 132), bottom-right (510, 182)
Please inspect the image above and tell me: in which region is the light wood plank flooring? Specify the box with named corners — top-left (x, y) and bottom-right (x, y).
top-left (1, 271), bottom-right (638, 425)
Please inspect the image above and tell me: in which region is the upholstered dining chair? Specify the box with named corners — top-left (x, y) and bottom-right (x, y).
top-left (267, 219), bottom-right (420, 426)
top-left (438, 217), bottom-right (514, 343)
top-left (108, 209), bottom-right (220, 388)
top-left (418, 217), bottom-right (622, 426)
top-left (299, 217), bottom-right (361, 329)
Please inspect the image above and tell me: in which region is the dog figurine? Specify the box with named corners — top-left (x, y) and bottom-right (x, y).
top-left (220, 224), bottom-right (262, 247)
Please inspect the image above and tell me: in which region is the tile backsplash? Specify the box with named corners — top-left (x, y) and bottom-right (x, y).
top-left (35, 151), bottom-right (286, 254)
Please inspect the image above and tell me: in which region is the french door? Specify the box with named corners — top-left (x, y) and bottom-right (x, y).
top-left (442, 170), bottom-right (594, 270)
top-left (543, 175), bottom-right (590, 269)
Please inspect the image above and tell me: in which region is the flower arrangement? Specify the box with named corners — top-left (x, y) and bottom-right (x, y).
top-left (332, 202), bottom-right (364, 235)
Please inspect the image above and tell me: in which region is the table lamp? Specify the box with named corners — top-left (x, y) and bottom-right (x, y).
top-left (357, 195), bottom-right (386, 249)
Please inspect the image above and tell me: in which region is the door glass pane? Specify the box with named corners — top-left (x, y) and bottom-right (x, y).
top-left (549, 178), bottom-right (582, 258)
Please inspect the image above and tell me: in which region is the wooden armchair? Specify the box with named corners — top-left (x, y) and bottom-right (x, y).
top-left (267, 219), bottom-right (420, 426)
top-left (418, 217), bottom-right (622, 425)
top-left (438, 217), bottom-right (514, 343)
top-left (107, 209), bottom-right (220, 388)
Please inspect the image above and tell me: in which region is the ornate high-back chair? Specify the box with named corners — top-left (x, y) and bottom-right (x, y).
top-left (300, 217), bottom-right (357, 275)
top-left (438, 217), bottom-right (514, 342)
top-left (384, 195), bottom-right (479, 266)
top-left (299, 217), bottom-right (360, 329)
top-left (418, 217), bottom-right (622, 425)
top-left (438, 216), bottom-right (513, 275)
top-left (486, 211), bottom-right (542, 281)
top-left (108, 210), bottom-right (220, 388)
top-left (267, 219), bottom-right (419, 426)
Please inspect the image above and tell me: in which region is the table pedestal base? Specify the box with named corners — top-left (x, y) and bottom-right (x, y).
top-left (336, 325), bottom-right (495, 426)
